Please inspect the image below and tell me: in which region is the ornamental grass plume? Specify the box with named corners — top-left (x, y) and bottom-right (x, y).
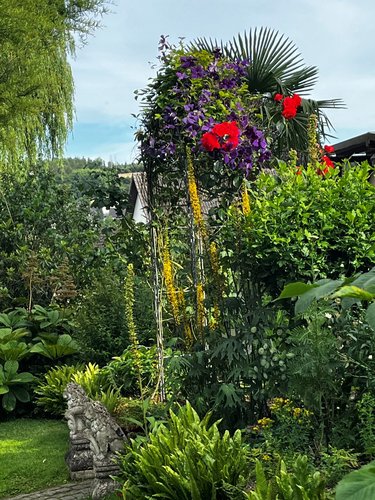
top-left (161, 233), bottom-right (180, 324)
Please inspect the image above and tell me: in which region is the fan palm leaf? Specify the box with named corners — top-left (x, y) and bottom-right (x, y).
top-left (190, 28), bottom-right (345, 156)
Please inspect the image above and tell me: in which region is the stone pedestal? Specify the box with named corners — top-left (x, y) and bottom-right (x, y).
top-left (92, 461), bottom-right (121, 499)
top-left (65, 437), bottom-right (94, 480)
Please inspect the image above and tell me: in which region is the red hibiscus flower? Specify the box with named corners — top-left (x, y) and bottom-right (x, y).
top-left (274, 93), bottom-right (284, 102)
top-left (201, 121), bottom-right (240, 152)
top-left (324, 145), bottom-right (335, 153)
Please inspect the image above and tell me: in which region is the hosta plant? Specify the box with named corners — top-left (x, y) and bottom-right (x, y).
top-left (0, 360), bottom-right (35, 412)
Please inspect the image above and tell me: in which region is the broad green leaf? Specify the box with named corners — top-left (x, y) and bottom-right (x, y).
top-left (277, 282), bottom-right (318, 300)
top-left (12, 386), bottom-right (30, 403)
top-left (336, 461), bottom-right (375, 500)
top-left (4, 359), bottom-right (18, 375)
top-left (2, 391), bottom-right (16, 411)
top-left (333, 286), bottom-right (375, 301)
top-left (12, 372), bottom-right (35, 383)
top-left (0, 385), bottom-right (9, 395)
top-left (366, 302), bottom-right (375, 332)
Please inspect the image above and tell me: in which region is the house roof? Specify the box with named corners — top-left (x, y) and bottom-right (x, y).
top-left (333, 132), bottom-right (375, 162)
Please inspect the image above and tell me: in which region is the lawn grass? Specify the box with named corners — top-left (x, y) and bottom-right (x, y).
top-left (0, 418), bottom-right (70, 498)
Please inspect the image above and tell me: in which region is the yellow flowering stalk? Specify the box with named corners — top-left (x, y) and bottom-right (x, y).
top-left (196, 282), bottom-right (206, 339)
top-left (161, 234), bottom-right (180, 324)
top-left (186, 148), bottom-right (206, 238)
top-left (208, 241), bottom-right (221, 329)
top-left (308, 114), bottom-right (320, 165)
top-left (241, 180), bottom-right (251, 216)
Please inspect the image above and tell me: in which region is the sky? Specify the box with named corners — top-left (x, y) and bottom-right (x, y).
top-left (65, 0), bottom-right (375, 164)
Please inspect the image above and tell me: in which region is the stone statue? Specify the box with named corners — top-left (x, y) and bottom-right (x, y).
top-left (64, 383), bottom-right (94, 480)
top-left (64, 382), bottom-right (127, 499)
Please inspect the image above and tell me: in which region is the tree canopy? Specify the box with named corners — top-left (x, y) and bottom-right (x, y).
top-left (0, 0), bottom-right (108, 164)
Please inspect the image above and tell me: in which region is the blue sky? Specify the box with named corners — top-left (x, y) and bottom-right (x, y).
top-left (65, 0), bottom-right (375, 163)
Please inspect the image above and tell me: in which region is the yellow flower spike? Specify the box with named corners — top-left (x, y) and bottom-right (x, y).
top-left (162, 235), bottom-right (180, 324)
top-left (186, 148), bottom-right (206, 238)
top-left (196, 282), bottom-right (205, 338)
top-left (241, 181), bottom-right (251, 216)
top-left (308, 114), bottom-right (320, 165)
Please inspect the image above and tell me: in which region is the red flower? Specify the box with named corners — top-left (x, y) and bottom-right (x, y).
top-left (201, 132), bottom-right (220, 151)
top-left (295, 166), bottom-right (303, 175)
top-left (291, 94), bottom-right (302, 107)
top-left (201, 121), bottom-right (240, 152)
top-left (274, 93), bottom-right (284, 102)
top-left (324, 145), bottom-right (335, 153)
top-left (282, 105), bottom-right (297, 119)
top-left (317, 155), bottom-right (335, 175)
top-left (281, 94), bottom-right (302, 120)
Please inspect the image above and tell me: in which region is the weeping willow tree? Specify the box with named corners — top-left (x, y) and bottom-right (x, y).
top-left (0, 0), bottom-right (108, 164)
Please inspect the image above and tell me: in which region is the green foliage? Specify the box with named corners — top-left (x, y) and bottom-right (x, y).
top-left (100, 345), bottom-right (158, 397)
top-left (0, 165), bottom-right (105, 308)
top-left (34, 364), bottom-right (80, 416)
top-left (251, 397), bottom-right (314, 456)
top-left (248, 455), bottom-right (328, 499)
top-left (119, 402), bottom-right (249, 499)
top-left (113, 397), bottom-right (168, 434)
top-left (0, 0), bottom-right (107, 163)
top-left (0, 360), bottom-right (35, 412)
top-left (318, 447), bottom-right (358, 489)
top-left (335, 460), bottom-right (375, 500)
top-left (177, 301), bottom-right (291, 430)
top-left (357, 393), bottom-right (375, 458)
top-left (34, 362), bottom-right (121, 416)
top-left (72, 265), bottom-right (128, 365)
top-left (279, 267), bottom-right (375, 331)
top-left (222, 161), bottom-right (375, 297)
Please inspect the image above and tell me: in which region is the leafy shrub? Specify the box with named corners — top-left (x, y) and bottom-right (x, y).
top-left (250, 397), bottom-right (314, 456)
top-left (113, 397), bottom-right (168, 434)
top-left (73, 265), bottom-right (128, 365)
top-left (100, 345), bottom-right (157, 397)
top-left (220, 161), bottom-right (375, 297)
top-left (248, 455), bottom-right (328, 499)
top-left (118, 402), bottom-right (249, 499)
top-left (357, 393), bottom-right (375, 458)
top-left (34, 362), bottom-right (120, 416)
top-left (34, 364), bottom-right (79, 416)
top-left (319, 447), bottom-right (358, 489)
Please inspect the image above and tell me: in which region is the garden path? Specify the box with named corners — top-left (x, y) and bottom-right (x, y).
top-left (4, 480), bottom-right (93, 500)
